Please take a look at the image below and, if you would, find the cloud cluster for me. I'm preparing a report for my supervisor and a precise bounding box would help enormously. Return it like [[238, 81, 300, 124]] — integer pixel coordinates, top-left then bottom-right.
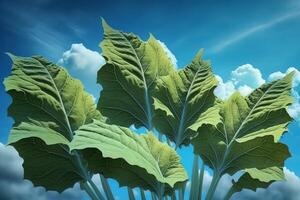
[[197, 168, 300, 200], [214, 64, 265, 100], [58, 43, 105, 75], [214, 64, 300, 124], [233, 168, 300, 200], [0, 143, 85, 200]]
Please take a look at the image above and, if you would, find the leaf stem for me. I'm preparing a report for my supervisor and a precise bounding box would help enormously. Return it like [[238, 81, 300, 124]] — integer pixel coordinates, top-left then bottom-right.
[[205, 171, 222, 200], [140, 188, 146, 200], [223, 185, 235, 200], [81, 182, 101, 200], [198, 162, 205, 200], [100, 175, 115, 200], [190, 154, 199, 200], [178, 184, 186, 200], [127, 187, 136, 200], [88, 178, 106, 200], [151, 192, 158, 200]]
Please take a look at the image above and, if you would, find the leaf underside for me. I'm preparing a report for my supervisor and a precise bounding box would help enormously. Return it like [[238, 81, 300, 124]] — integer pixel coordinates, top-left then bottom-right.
[[152, 51, 220, 147], [70, 120, 188, 195], [4, 55, 101, 191], [98, 19, 175, 130], [192, 73, 294, 196]]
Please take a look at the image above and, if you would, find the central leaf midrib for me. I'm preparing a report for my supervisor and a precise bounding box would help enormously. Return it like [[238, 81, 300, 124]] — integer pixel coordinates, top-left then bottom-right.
[[34, 58, 89, 180], [176, 67, 201, 145], [120, 33, 153, 129], [219, 80, 281, 173]]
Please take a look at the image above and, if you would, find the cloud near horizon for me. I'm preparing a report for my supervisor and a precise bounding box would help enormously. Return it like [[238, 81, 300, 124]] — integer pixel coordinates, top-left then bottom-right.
[[197, 168, 300, 200], [214, 64, 300, 124], [0, 143, 86, 200]]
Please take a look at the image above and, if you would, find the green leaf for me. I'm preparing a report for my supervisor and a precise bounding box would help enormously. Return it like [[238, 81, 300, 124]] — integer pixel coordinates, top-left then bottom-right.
[[4, 55, 101, 191], [98, 19, 175, 130], [152, 51, 219, 146], [70, 120, 188, 196], [224, 167, 284, 199], [192, 73, 293, 176]]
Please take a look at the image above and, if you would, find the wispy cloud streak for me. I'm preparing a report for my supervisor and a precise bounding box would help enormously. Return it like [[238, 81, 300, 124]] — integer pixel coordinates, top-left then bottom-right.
[[210, 11, 300, 53]]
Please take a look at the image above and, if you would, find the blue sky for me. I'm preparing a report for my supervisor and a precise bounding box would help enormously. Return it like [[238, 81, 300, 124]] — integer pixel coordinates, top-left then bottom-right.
[[0, 0, 300, 199]]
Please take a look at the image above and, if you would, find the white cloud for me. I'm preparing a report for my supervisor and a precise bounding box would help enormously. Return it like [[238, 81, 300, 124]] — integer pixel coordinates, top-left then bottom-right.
[[157, 40, 178, 68], [231, 64, 265, 88], [58, 43, 105, 74], [214, 75, 236, 100], [200, 168, 300, 200], [237, 85, 254, 97], [214, 65, 300, 124], [268, 67, 300, 87], [233, 168, 300, 200], [0, 143, 86, 200], [214, 64, 264, 100]]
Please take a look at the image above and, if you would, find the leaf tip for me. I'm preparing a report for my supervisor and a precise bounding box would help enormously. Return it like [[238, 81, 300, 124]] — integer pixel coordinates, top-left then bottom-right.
[[5, 52, 16, 60], [101, 18, 113, 32]]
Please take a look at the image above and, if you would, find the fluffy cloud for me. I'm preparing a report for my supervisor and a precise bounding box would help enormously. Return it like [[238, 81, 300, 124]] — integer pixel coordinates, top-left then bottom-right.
[[214, 75, 236, 100], [157, 40, 178, 68], [214, 64, 264, 100], [231, 64, 265, 88], [287, 92, 300, 125], [58, 41, 177, 75], [58, 43, 105, 74], [268, 67, 300, 87], [232, 168, 300, 200], [199, 168, 300, 200], [0, 143, 86, 200], [214, 64, 300, 124]]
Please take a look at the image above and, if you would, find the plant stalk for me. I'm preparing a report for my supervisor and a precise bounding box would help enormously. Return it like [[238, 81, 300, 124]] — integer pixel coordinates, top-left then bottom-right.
[[88, 178, 106, 200], [100, 175, 115, 200], [81, 182, 101, 200], [198, 162, 205, 200], [205, 171, 222, 200], [223, 185, 235, 200], [190, 155, 199, 200], [178, 183, 186, 200], [127, 187, 136, 200], [140, 188, 146, 200]]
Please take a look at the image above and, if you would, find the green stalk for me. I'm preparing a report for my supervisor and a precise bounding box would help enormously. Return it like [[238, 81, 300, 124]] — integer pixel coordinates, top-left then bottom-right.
[[81, 182, 101, 200], [88, 179, 106, 200], [127, 187, 136, 200], [223, 185, 235, 200], [197, 162, 205, 200], [205, 171, 222, 200], [140, 188, 146, 200], [189, 155, 199, 200], [178, 183, 186, 200], [171, 191, 177, 200], [100, 175, 115, 200], [151, 192, 158, 200]]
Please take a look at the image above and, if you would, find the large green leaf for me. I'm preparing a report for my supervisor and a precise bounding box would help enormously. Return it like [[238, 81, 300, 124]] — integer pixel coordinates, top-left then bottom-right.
[[98, 19, 175, 130], [192, 73, 293, 186], [152, 51, 219, 147], [70, 120, 188, 196], [225, 167, 284, 199], [4, 55, 101, 191]]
